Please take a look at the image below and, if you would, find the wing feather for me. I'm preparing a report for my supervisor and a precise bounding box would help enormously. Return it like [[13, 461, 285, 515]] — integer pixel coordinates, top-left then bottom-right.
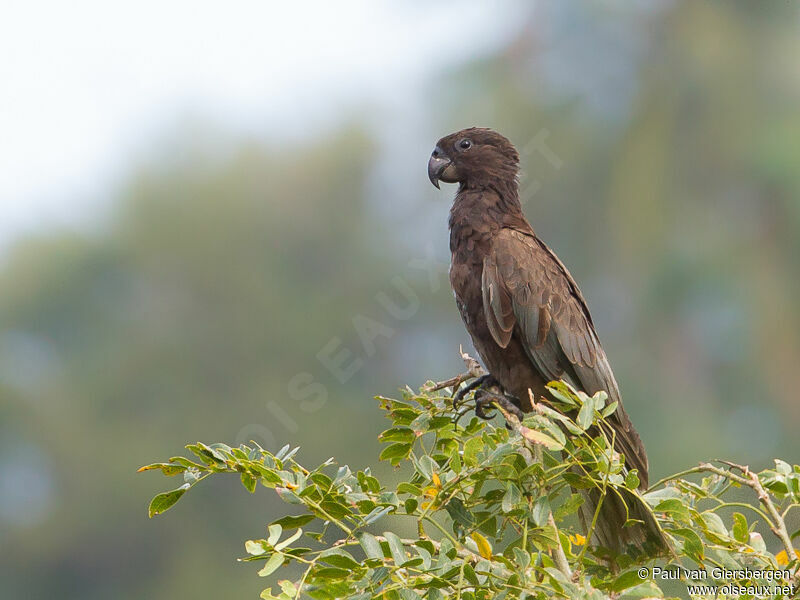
[[481, 257, 515, 348], [481, 228, 649, 485]]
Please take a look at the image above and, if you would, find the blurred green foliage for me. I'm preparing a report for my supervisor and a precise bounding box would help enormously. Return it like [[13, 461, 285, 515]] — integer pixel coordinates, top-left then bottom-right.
[[2, 2, 800, 598]]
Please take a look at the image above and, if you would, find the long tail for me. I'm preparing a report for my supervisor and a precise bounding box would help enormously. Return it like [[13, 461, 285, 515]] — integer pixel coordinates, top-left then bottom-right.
[[577, 482, 671, 560]]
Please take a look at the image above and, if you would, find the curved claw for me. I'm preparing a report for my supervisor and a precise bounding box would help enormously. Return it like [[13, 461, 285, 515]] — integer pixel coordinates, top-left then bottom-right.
[[475, 407, 494, 420], [473, 389, 524, 422], [495, 395, 525, 421], [452, 374, 494, 409], [474, 388, 500, 420]]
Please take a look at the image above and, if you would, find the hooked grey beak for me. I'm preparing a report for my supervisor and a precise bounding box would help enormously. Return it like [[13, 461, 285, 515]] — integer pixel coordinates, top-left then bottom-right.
[[428, 146, 452, 189]]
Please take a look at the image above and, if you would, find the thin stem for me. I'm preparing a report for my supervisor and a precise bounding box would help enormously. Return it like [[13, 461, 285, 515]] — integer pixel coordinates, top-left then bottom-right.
[[671, 461, 798, 561], [294, 558, 317, 600], [709, 501, 773, 526], [423, 515, 460, 548], [647, 466, 711, 492]]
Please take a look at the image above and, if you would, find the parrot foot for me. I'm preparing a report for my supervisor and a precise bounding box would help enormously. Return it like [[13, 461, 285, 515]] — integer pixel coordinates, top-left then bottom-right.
[[473, 388, 524, 421], [452, 374, 496, 410]]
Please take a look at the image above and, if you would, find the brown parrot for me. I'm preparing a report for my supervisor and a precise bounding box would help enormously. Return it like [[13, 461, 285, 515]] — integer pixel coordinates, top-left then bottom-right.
[[428, 127, 666, 558]]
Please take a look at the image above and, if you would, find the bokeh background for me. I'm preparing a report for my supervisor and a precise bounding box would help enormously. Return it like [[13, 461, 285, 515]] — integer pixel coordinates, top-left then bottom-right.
[[2, 1, 800, 598]]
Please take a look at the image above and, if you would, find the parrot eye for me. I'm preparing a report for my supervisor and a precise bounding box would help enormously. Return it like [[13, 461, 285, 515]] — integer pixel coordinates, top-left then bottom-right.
[[457, 138, 472, 151]]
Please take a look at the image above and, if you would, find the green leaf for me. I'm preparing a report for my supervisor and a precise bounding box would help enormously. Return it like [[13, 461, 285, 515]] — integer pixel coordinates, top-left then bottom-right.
[[519, 427, 564, 451], [358, 532, 384, 560], [445, 498, 474, 527], [642, 486, 681, 505], [397, 482, 422, 496], [358, 471, 380, 493], [274, 444, 291, 461], [700, 511, 728, 543], [463, 563, 479, 586], [554, 493, 584, 519], [388, 407, 418, 425], [250, 465, 283, 486], [428, 416, 452, 430], [625, 470, 640, 490], [274, 528, 302, 551], [534, 404, 583, 435], [187, 442, 227, 464], [463, 437, 483, 466], [576, 399, 594, 431], [275, 487, 302, 504], [546, 381, 579, 407], [513, 547, 530, 570], [531, 495, 551, 527], [245, 539, 268, 556], [562, 471, 594, 489], [749, 531, 767, 553], [601, 401, 619, 418], [208, 442, 233, 459], [591, 390, 608, 410], [618, 580, 664, 599], [611, 569, 645, 592], [502, 483, 522, 513], [654, 498, 691, 522], [275, 446, 300, 462], [522, 414, 567, 446], [732, 512, 748, 543], [379, 427, 415, 443], [320, 549, 361, 569], [364, 505, 392, 525], [148, 485, 188, 517], [257, 553, 284, 577], [167, 456, 204, 469], [309, 472, 332, 491], [241, 472, 257, 493], [379, 442, 412, 463], [383, 531, 407, 565], [410, 412, 431, 433], [279, 580, 297, 597], [672, 527, 704, 561], [450, 451, 462, 474], [320, 500, 352, 519], [138, 462, 187, 476], [271, 514, 315, 529], [311, 567, 349, 579], [417, 455, 438, 481], [267, 524, 282, 546]]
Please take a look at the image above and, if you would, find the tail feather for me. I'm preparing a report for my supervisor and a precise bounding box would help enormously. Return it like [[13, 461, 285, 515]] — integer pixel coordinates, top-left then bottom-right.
[[578, 483, 670, 560]]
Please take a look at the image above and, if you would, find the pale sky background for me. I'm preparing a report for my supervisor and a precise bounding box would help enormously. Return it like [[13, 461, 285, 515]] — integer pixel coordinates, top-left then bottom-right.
[[0, 0, 524, 253]]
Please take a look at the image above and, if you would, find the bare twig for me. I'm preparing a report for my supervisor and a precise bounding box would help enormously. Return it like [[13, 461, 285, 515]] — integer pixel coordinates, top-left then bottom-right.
[[423, 372, 474, 393], [423, 348, 486, 392], [715, 461, 795, 561], [655, 461, 796, 564], [459, 346, 486, 378]]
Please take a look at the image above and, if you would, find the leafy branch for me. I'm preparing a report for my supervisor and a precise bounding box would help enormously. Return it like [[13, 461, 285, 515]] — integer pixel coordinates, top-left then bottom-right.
[[142, 368, 800, 599]]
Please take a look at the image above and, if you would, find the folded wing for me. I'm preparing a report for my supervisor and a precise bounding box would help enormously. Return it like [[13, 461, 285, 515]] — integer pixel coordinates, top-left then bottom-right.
[[481, 228, 649, 486]]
